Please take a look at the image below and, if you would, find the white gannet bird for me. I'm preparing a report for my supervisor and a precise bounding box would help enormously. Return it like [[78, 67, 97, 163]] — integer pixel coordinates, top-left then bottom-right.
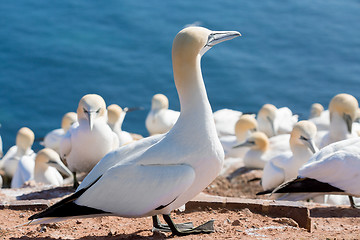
[[42, 112, 78, 154], [220, 114, 257, 159], [268, 137, 360, 208], [60, 94, 119, 188], [257, 104, 298, 138], [34, 148, 72, 186], [309, 103, 330, 132], [0, 127, 35, 179], [213, 108, 243, 137], [260, 121, 318, 191], [309, 103, 324, 118], [319, 93, 358, 149], [234, 131, 291, 169], [107, 104, 133, 146], [28, 26, 240, 236], [11, 148, 72, 188], [145, 93, 180, 135]]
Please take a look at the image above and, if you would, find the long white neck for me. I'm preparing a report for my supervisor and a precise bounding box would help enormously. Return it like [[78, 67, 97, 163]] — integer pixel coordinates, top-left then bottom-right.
[[330, 113, 351, 141], [173, 55, 213, 125]]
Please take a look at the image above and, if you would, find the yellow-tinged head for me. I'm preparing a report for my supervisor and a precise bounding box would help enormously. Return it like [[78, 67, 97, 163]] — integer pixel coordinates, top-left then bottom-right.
[[107, 104, 123, 124], [246, 131, 269, 152], [77, 94, 107, 130], [151, 94, 169, 110], [258, 104, 277, 122], [310, 103, 324, 118], [235, 114, 257, 141], [290, 120, 317, 154], [61, 112, 77, 132], [329, 93, 358, 133], [16, 127, 35, 150]]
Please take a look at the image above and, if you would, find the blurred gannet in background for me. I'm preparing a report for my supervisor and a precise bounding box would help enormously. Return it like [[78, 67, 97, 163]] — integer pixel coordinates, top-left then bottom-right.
[[28, 26, 240, 236], [261, 121, 318, 191], [34, 148, 72, 186], [257, 104, 298, 138], [319, 93, 358, 148], [42, 112, 78, 154], [107, 104, 133, 146], [60, 94, 119, 188], [308, 103, 330, 132], [234, 131, 291, 169], [268, 137, 360, 208], [145, 93, 180, 135], [0, 127, 35, 179], [213, 108, 243, 137], [220, 114, 257, 159]]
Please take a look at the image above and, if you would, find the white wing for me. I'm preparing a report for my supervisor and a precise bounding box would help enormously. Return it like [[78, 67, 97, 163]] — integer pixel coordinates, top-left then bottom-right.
[[214, 109, 243, 137], [76, 163, 195, 217], [299, 137, 360, 195]]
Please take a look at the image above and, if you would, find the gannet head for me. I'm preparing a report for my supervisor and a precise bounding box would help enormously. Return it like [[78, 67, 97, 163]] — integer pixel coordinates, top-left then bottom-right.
[[61, 112, 77, 132], [77, 94, 107, 131], [107, 104, 123, 125], [233, 131, 269, 152], [16, 127, 35, 151], [329, 93, 358, 133], [290, 120, 318, 154], [35, 148, 72, 177], [151, 94, 169, 110], [310, 103, 324, 118], [172, 26, 240, 64], [235, 114, 258, 141], [258, 104, 277, 136]]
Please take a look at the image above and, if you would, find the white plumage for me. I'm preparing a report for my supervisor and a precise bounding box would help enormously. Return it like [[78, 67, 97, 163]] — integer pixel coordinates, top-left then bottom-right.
[[107, 104, 133, 146], [145, 93, 180, 135]]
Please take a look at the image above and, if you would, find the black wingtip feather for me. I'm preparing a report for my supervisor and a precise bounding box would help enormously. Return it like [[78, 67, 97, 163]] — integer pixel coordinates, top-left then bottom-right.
[[272, 177, 345, 194], [28, 175, 105, 220]]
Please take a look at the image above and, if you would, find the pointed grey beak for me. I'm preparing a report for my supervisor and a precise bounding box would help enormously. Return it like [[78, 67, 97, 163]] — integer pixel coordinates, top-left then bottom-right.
[[343, 113, 353, 134], [233, 140, 255, 149], [267, 116, 276, 136], [200, 30, 241, 56], [87, 112, 95, 131], [300, 136, 318, 154], [48, 159, 73, 177]]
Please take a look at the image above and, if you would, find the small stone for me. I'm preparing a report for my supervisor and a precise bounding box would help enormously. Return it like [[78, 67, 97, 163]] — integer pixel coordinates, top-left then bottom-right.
[[273, 218, 299, 228], [232, 220, 241, 226], [76, 220, 82, 224], [39, 225, 47, 233], [19, 213, 25, 218]]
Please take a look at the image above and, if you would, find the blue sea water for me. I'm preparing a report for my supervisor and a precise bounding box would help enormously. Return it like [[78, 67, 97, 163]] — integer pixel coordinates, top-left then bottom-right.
[[1, 1, 360, 152]]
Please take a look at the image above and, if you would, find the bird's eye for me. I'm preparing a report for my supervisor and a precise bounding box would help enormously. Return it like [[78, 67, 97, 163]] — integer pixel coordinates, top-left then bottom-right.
[[96, 108, 101, 113], [300, 136, 308, 141], [83, 108, 88, 113]]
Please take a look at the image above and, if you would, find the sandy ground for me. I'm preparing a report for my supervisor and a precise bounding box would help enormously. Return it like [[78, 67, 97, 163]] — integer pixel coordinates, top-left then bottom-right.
[[1, 168, 360, 239]]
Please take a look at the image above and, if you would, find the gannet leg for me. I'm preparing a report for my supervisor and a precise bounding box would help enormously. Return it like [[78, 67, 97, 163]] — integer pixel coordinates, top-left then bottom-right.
[[349, 196, 360, 209], [152, 215, 194, 232], [73, 172, 79, 189], [162, 214, 214, 236]]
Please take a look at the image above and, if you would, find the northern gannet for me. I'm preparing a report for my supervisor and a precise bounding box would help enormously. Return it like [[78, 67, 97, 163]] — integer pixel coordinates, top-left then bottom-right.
[[0, 127, 35, 179], [309, 103, 330, 132], [28, 26, 240, 236], [220, 114, 257, 159], [260, 121, 318, 191], [60, 94, 119, 188], [42, 112, 78, 154], [107, 104, 133, 146], [213, 108, 243, 137], [0, 134, 3, 158], [234, 131, 291, 169], [34, 148, 72, 186], [257, 104, 298, 138], [145, 93, 180, 135], [319, 93, 358, 148], [268, 137, 360, 208]]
